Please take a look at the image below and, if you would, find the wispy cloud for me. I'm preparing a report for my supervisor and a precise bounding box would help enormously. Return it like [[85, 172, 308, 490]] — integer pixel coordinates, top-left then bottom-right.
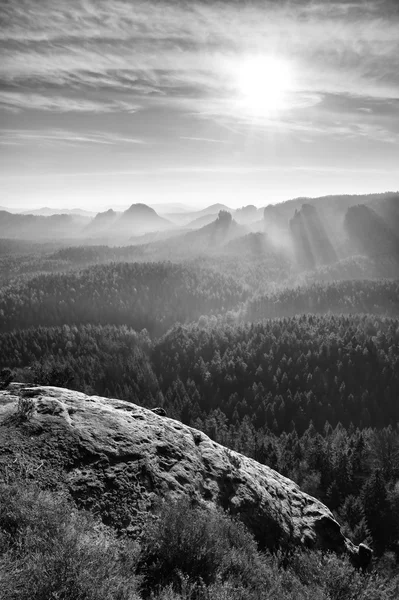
[[1, 1, 398, 107], [180, 136, 231, 144], [0, 0, 398, 154], [0, 129, 145, 146], [0, 91, 140, 113]]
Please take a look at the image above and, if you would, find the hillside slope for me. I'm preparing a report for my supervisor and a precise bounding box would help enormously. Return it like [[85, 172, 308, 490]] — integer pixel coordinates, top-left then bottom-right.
[[0, 384, 371, 568]]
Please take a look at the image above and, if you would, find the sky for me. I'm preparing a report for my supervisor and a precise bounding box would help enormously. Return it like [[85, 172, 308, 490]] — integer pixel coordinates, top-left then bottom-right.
[[1, 0, 399, 211]]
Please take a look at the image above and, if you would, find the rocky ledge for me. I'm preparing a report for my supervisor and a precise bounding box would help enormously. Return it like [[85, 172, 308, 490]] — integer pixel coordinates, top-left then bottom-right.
[[0, 384, 371, 568]]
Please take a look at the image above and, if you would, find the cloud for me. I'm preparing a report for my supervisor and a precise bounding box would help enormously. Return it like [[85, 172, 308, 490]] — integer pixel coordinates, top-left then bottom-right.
[[0, 0, 398, 144], [0, 129, 145, 146], [180, 136, 231, 144], [1, 1, 398, 98], [0, 91, 140, 113]]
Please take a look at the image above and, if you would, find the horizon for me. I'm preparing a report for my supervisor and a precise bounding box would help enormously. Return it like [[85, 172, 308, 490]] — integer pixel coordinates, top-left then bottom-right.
[[1, 0, 399, 210], [2, 189, 399, 216]]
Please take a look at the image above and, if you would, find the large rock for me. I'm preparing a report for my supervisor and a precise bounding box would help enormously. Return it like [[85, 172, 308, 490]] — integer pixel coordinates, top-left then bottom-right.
[[0, 384, 370, 567]]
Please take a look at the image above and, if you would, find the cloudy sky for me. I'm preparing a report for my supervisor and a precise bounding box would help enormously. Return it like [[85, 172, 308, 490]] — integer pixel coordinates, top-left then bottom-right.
[[1, 0, 398, 210]]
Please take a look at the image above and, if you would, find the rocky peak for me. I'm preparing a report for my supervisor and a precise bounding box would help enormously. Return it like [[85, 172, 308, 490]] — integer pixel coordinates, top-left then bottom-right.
[[290, 203, 337, 268]]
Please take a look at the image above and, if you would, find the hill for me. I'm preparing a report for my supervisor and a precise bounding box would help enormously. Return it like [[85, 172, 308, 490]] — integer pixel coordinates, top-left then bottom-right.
[[84, 208, 119, 237], [182, 210, 248, 249], [345, 204, 399, 261], [166, 203, 233, 225], [115, 203, 172, 237], [0, 211, 88, 240], [20, 207, 96, 217], [185, 213, 219, 229]]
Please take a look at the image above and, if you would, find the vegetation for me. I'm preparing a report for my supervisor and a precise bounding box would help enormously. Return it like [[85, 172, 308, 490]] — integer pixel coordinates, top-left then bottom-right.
[[1, 483, 398, 600], [0, 262, 248, 336], [0, 368, 13, 390], [0, 483, 140, 600]]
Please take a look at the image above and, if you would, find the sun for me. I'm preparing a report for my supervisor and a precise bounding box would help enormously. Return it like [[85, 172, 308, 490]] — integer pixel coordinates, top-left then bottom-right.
[[235, 55, 294, 116]]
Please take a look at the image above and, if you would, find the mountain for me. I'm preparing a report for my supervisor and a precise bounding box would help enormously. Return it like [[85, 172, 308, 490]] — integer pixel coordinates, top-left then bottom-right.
[[345, 204, 399, 261], [182, 210, 247, 250], [149, 202, 191, 214], [261, 193, 399, 271], [166, 204, 233, 225], [369, 194, 399, 227], [0, 383, 371, 568], [234, 205, 262, 224], [0, 210, 87, 240], [84, 208, 119, 237], [114, 203, 172, 238], [185, 213, 219, 229], [290, 204, 337, 269], [195, 203, 232, 216], [20, 207, 96, 217], [264, 191, 399, 233]]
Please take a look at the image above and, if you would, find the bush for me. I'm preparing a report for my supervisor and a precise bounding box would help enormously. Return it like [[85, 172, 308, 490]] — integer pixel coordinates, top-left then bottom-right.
[[138, 498, 268, 597], [1, 484, 398, 600], [0, 368, 13, 390], [0, 483, 140, 600], [16, 396, 35, 421], [139, 499, 399, 600]]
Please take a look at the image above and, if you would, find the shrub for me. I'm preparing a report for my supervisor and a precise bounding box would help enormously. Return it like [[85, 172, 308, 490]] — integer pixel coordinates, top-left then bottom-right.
[[0, 483, 140, 600], [16, 396, 35, 421], [138, 498, 268, 597], [1, 484, 398, 600], [0, 368, 13, 390], [141, 500, 399, 600]]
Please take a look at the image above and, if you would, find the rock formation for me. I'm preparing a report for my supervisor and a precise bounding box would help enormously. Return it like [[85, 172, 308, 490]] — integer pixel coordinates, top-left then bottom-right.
[[345, 204, 399, 261], [290, 204, 337, 269], [0, 384, 370, 568]]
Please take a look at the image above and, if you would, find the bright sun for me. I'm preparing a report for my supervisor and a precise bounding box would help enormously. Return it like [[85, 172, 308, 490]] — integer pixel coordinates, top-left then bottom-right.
[[236, 56, 294, 116]]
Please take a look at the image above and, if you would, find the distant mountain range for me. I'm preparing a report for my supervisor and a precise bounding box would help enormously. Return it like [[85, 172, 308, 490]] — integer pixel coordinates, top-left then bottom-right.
[[1, 193, 398, 273], [166, 204, 233, 225], [0, 211, 88, 240], [83, 204, 173, 242], [19, 207, 96, 217]]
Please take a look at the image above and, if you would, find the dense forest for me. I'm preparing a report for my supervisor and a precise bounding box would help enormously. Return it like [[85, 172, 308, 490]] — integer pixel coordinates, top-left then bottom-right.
[[0, 262, 248, 335], [1, 262, 399, 336], [247, 279, 399, 320]]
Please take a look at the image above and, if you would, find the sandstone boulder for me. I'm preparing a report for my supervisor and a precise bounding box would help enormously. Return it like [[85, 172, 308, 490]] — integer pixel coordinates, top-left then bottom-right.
[[0, 384, 370, 567]]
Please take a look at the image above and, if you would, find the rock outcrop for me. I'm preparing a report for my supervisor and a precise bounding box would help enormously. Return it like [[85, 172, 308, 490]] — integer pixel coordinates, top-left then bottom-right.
[[290, 204, 337, 269], [0, 384, 370, 568]]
